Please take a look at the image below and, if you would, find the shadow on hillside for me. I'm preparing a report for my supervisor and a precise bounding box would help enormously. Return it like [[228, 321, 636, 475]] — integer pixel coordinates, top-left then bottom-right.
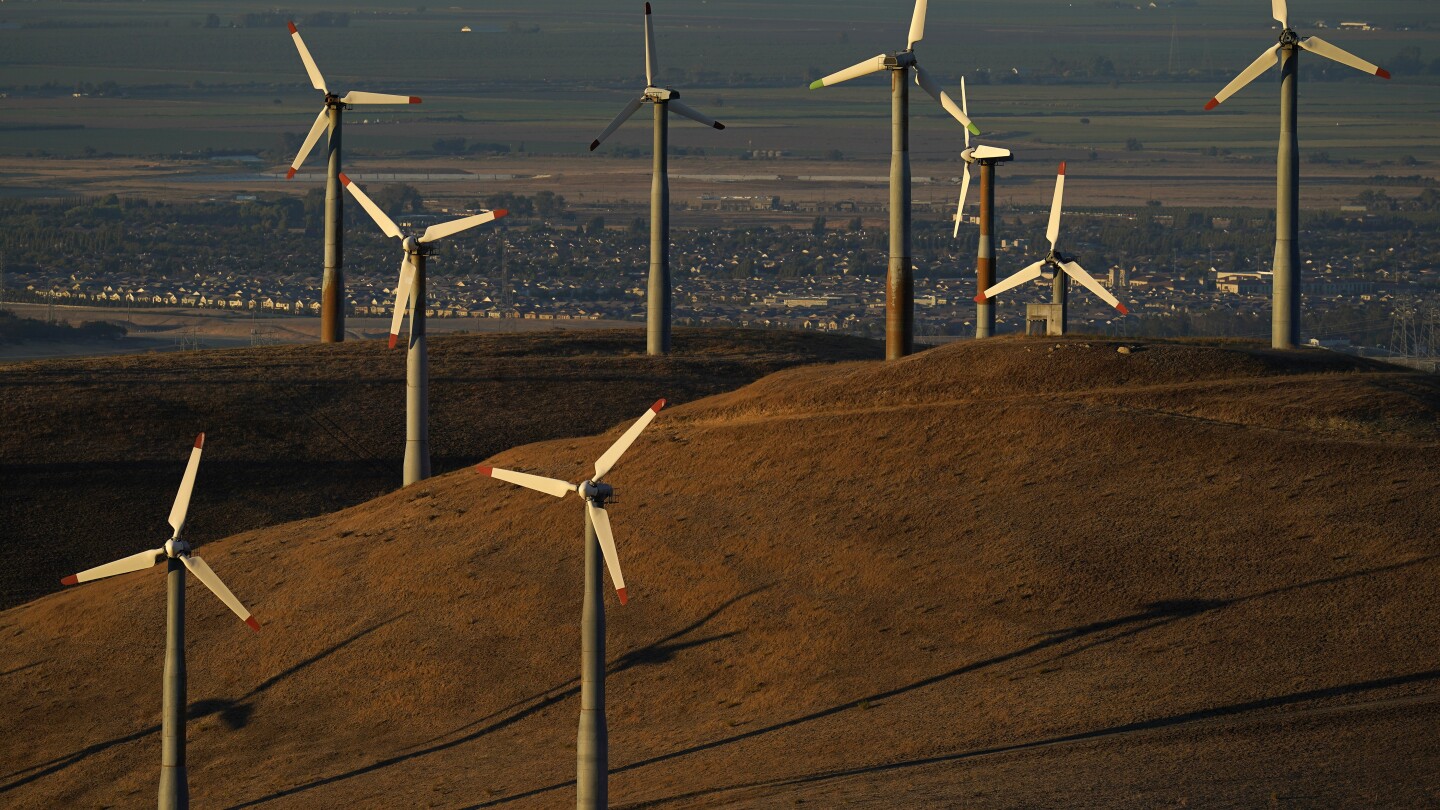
[[0, 613, 406, 795], [617, 668, 1440, 808], [462, 555, 1437, 808], [224, 587, 769, 810]]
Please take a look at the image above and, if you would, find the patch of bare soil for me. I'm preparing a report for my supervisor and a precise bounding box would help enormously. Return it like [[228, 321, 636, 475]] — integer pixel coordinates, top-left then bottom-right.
[[1, 336, 1436, 808]]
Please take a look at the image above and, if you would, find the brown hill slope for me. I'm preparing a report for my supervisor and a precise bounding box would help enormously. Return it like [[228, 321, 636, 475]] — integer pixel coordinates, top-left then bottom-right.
[[0, 328, 878, 610], [1, 337, 1438, 808]]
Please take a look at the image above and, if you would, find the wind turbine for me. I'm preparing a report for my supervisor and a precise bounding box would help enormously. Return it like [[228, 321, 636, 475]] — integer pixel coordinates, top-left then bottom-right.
[[810, 0, 979, 360], [949, 77, 1012, 339], [60, 434, 258, 810], [1204, 0, 1390, 349], [476, 400, 665, 809], [588, 3, 725, 357], [285, 20, 423, 344], [340, 173, 506, 487], [977, 163, 1128, 335]]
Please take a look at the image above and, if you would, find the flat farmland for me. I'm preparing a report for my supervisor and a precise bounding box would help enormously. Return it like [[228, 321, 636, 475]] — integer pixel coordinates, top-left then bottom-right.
[[0, 0, 1435, 217]]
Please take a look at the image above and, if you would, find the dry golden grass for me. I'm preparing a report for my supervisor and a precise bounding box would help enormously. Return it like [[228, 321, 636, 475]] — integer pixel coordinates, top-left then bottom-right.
[[1, 335, 1437, 808]]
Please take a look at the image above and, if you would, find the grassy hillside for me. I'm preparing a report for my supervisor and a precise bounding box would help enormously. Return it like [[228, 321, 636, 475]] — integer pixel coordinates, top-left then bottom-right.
[[1, 336, 1437, 808], [0, 328, 879, 610]]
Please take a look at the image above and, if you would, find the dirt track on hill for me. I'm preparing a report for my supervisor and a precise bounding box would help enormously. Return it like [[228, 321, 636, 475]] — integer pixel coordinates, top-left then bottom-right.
[[1, 336, 1437, 808]]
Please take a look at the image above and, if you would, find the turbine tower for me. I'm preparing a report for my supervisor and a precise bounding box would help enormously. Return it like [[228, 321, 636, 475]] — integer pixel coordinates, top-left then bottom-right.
[[1204, 0, 1390, 349], [810, 0, 979, 359], [285, 21, 422, 343], [60, 434, 258, 810], [950, 78, 1012, 339], [978, 163, 1128, 334], [589, 3, 725, 357], [477, 400, 665, 809], [340, 173, 507, 486]]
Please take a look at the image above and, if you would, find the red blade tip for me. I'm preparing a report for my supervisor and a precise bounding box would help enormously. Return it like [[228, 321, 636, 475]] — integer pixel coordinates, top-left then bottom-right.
[[387, 333, 399, 349], [287, 21, 298, 34], [1204, 98, 1220, 111], [1117, 304, 1130, 315], [60, 574, 78, 586], [285, 167, 297, 180], [617, 587, 629, 605], [338, 172, 352, 186], [590, 140, 602, 152], [245, 617, 261, 632], [477, 465, 494, 477], [409, 96, 422, 104], [651, 398, 666, 412], [973, 294, 987, 303], [714, 122, 725, 130], [1058, 162, 1066, 176], [194, 433, 205, 449], [645, 2, 651, 13], [1377, 69, 1391, 80], [493, 209, 508, 218]]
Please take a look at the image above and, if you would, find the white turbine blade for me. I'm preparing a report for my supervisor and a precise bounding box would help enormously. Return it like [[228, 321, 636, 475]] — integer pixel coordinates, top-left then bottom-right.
[[167, 433, 204, 537], [1061, 261, 1129, 315], [61, 547, 165, 586], [586, 500, 628, 605], [593, 399, 665, 482], [420, 209, 507, 243], [388, 257, 416, 350], [1046, 163, 1066, 251], [809, 55, 888, 90], [340, 91, 422, 105], [590, 98, 645, 151], [913, 64, 980, 136], [1205, 45, 1280, 110], [477, 465, 574, 499], [181, 554, 260, 631], [338, 173, 402, 238], [667, 100, 725, 131], [907, 0, 928, 50], [644, 2, 658, 87], [287, 21, 327, 93], [1272, 0, 1288, 29], [1298, 37, 1391, 79], [952, 165, 971, 239], [287, 106, 330, 180], [960, 76, 971, 149], [978, 261, 1046, 301]]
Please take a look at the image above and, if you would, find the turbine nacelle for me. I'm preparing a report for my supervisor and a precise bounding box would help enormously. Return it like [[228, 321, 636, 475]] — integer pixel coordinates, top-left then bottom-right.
[[578, 480, 615, 502], [961, 145, 1013, 165], [164, 538, 191, 558], [403, 235, 422, 254], [644, 87, 679, 102], [885, 52, 917, 70]]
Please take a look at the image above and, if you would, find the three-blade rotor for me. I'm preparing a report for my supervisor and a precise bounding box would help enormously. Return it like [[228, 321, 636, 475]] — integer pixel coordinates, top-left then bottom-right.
[[809, 0, 979, 136], [953, 77, 972, 238], [976, 163, 1129, 315], [1203, 1, 1388, 111], [477, 399, 667, 605], [60, 434, 260, 631], [284, 21, 423, 178], [339, 173, 506, 348], [589, 3, 725, 152]]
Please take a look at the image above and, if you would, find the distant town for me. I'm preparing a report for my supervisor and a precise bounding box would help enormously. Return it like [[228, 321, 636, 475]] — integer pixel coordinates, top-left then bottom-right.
[[2, 189, 1437, 348]]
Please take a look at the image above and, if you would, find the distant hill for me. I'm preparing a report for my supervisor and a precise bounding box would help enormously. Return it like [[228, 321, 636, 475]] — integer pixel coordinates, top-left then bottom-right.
[[0, 307, 126, 345], [0, 328, 879, 610], [1, 337, 1437, 808]]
